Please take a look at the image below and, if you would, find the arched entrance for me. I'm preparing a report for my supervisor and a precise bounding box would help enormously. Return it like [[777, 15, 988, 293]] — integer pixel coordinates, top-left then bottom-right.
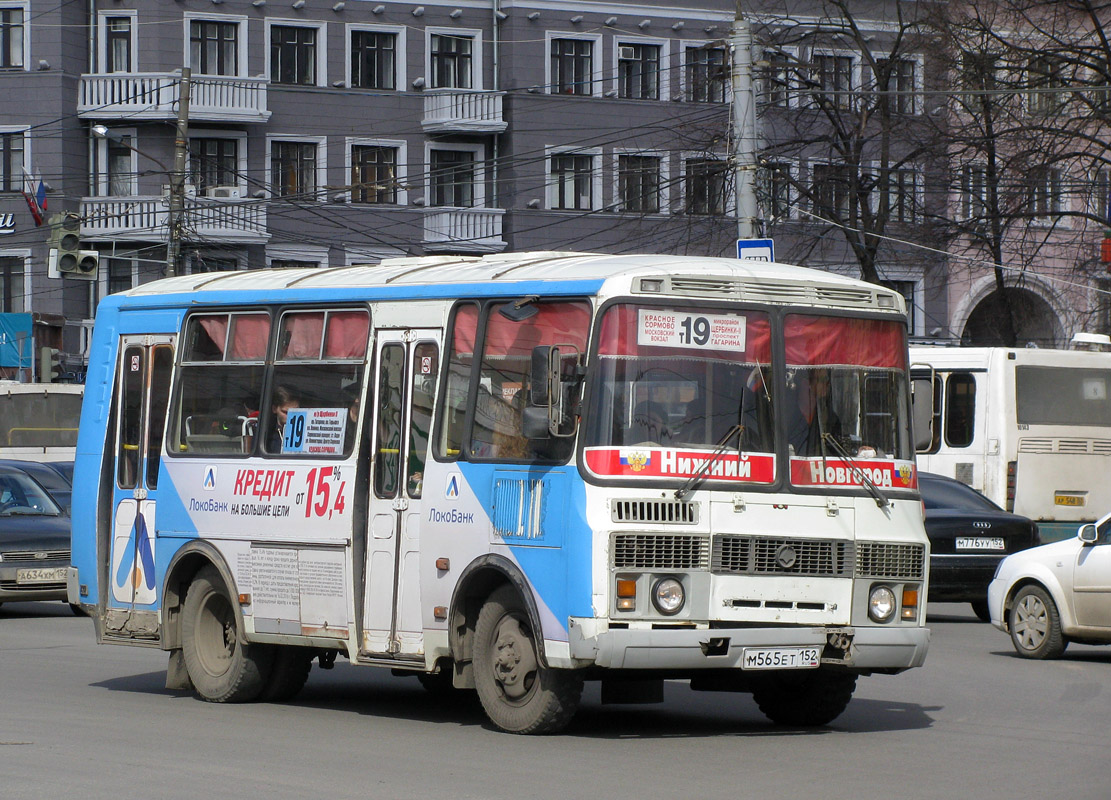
[[961, 287, 1062, 347]]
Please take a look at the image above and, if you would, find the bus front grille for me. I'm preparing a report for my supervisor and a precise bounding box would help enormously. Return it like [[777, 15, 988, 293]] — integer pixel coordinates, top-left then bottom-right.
[[612, 534, 709, 570], [712, 536, 853, 577], [855, 542, 925, 580]]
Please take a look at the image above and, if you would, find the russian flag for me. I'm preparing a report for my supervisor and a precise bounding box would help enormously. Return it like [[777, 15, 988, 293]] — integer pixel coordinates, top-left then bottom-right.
[[22, 169, 46, 226]]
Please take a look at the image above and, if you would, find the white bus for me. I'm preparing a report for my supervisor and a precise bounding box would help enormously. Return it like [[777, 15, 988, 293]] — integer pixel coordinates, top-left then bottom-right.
[[0, 381, 83, 461], [70, 252, 930, 734], [911, 343, 1111, 541]]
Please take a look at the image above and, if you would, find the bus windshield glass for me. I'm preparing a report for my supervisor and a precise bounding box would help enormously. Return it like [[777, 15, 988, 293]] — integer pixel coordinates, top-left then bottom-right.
[[783, 314, 912, 486]]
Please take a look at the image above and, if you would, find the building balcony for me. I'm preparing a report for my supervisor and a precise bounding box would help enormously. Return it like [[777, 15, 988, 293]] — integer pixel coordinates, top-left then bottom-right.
[[78, 73, 271, 124], [80, 196, 269, 245], [423, 207, 505, 253], [422, 90, 507, 134]]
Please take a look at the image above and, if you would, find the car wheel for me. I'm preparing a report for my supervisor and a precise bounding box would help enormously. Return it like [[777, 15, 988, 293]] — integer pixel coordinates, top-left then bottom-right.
[[751, 669, 857, 727], [473, 585, 582, 734], [1008, 585, 1068, 659], [181, 565, 273, 702], [970, 600, 990, 622]]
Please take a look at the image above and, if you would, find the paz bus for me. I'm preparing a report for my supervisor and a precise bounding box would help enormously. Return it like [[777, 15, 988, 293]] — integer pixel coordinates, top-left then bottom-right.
[[911, 342, 1111, 542], [68, 252, 930, 734]]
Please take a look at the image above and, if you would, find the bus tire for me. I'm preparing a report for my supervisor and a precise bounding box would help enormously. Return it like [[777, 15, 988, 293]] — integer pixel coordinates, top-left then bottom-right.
[[752, 669, 857, 727], [259, 646, 313, 702], [1008, 585, 1067, 659], [473, 585, 582, 734], [181, 565, 272, 703]]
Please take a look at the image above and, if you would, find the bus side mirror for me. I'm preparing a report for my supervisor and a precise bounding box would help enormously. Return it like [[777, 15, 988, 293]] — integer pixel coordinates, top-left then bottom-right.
[[1078, 523, 1099, 545], [521, 405, 551, 439], [530, 345, 555, 405], [910, 370, 934, 451]]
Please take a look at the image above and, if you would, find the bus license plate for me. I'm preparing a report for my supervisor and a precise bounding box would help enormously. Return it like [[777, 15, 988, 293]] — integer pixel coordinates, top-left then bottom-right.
[[742, 646, 821, 670], [1054, 494, 1085, 507], [16, 567, 68, 584], [956, 537, 1005, 550]]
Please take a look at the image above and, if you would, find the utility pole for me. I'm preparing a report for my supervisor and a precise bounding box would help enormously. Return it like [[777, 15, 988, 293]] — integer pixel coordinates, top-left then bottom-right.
[[166, 68, 191, 278], [731, 15, 759, 240]]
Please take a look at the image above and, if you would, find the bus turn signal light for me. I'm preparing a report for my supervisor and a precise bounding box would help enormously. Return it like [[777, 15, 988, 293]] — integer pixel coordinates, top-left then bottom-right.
[[616, 579, 637, 611], [901, 587, 919, 620]]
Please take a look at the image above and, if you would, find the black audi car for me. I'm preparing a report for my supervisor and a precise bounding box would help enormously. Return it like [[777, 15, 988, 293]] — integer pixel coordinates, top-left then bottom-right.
[[920, 471, 1040, 621], [0, 465, 70, 609]]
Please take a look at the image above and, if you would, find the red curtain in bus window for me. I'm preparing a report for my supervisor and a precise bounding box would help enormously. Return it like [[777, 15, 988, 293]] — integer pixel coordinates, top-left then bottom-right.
[[483, 302, 591, 357], [279, 312, 324, 359], [597, 304, 771, 362], [228, 314, 270, 360], [784, 315, 906, 368], [195, 315, 228, 358], [323, 311, 370, 359], [451, 305, 480, 357]]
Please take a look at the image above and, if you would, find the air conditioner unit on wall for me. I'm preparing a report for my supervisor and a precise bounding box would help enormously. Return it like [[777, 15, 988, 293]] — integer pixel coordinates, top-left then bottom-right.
[[206, 185, 242, 199]]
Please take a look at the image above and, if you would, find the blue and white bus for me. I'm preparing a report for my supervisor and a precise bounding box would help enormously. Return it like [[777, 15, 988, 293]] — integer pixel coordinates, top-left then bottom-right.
[[69, 252, 929, 734]]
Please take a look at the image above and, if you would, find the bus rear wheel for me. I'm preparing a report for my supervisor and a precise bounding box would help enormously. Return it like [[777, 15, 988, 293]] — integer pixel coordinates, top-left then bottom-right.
[[751, 669, 857, 727], [259, 646, 313, 702], [182, 565, 272, 703], [473, 585, 582, 734]]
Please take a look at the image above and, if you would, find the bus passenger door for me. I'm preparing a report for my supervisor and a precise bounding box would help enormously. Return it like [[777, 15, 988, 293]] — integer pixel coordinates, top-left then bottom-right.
[[108, 336, 175, 615], [363, 330, 441, 658]]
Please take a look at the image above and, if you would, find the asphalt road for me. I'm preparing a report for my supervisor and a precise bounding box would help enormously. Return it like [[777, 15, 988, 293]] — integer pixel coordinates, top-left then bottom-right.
[[2, 601, 1108, 800]]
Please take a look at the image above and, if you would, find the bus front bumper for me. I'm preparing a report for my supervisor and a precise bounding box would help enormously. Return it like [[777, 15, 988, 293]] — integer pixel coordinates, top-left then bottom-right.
[[567, 618, 930, 672]]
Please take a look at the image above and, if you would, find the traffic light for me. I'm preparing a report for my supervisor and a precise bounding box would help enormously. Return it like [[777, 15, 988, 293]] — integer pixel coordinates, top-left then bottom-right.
[[46, 211, 99, 280], [40, 346, 62, 383]]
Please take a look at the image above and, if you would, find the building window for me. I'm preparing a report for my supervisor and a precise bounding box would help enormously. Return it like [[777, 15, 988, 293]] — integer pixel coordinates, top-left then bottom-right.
[[430, 149, 475, 207], [1093, 169, 1110, 224], [617, 154, 660, 213], [190, 20, 238, 76], [106, 134, 134, 196], [430, 34, 472, 89], [760, 162, 792, 219], [618, 43, 660, 100], [271, 259, 319, 269], [1027, 55, 1065, 115], [686, 45, 727, 103], [812, 162, 852, 218], [270, 25, 316, 86], [877, 58, 917, 115], [551, 153, 594, 211], [352, 145, 397, 204], [1029, 166, 1063, 220], [0, 257, 24, 313], [550, 38, 593, 95], [886, 168, 920, 223], [351, 30, 396, 90], [188, 255, 237, 274], [961, 164, 988, 220], [189, 137, 238, 192], [0, 7, 23, 69], [0, 131, 24, 192], [761, 50, 792, 107], [105, 256, 135, 295], [812, 54, 854, 110], [881, 279, 918, 335], [271, 141, 317, 199], [105, 16, 132, 73], [685, 158, 727, 215], [960, 51, 999, 105]]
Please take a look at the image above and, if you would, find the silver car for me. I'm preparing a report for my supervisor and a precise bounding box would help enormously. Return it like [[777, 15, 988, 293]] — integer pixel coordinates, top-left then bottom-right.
[[988, 512, 1111, 658]]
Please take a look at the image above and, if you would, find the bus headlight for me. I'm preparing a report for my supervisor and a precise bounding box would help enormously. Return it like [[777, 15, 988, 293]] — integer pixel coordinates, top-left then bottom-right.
[[868, 585, 897, 623], [652, 577, 685, 615]]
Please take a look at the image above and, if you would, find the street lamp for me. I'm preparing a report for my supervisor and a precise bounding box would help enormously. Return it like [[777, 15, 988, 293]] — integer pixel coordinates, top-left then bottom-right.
[[90, 69, 190, 277]]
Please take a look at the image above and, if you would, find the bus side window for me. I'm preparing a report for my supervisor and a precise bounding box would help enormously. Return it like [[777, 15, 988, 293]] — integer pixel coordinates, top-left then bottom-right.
[[944, 372, 976, 448]]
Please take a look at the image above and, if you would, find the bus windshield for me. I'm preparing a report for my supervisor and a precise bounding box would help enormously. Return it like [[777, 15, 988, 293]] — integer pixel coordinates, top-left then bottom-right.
[[584, 303, 775, 454], [783, 314, 913, 480]]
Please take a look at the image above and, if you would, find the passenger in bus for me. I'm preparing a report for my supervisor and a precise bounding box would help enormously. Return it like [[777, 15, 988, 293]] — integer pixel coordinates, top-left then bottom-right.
[[267, 385, 301, 452], [787, 368, 841, 456]]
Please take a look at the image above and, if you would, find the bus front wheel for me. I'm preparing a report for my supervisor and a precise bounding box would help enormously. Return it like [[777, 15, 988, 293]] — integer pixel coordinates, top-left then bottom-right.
[[473, 585, 582, 734], [751, 669, 857, 727], [182, 565, 273, 703]]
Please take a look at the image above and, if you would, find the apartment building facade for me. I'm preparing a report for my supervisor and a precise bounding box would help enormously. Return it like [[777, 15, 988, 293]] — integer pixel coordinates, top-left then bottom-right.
[[0, 0, 1106, 373]]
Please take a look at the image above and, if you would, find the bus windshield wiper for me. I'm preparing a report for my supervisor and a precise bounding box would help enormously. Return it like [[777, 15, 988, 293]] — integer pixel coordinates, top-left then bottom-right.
[[820, 433, 889, 508], [675, 424, 743, 501]]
